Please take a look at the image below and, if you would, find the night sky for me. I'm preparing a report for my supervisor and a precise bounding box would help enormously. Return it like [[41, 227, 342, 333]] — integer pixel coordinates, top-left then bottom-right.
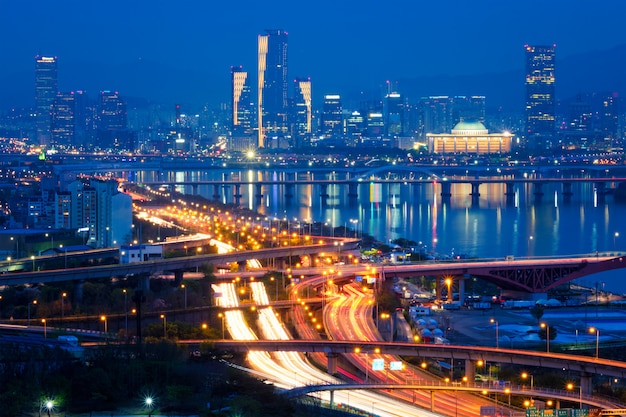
[[1, 0, 625, 109]]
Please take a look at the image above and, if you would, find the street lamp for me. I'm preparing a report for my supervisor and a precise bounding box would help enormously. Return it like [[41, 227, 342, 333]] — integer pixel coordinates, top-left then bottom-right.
[[28, 300, 37, 326], [218, 312, 225, 339], [145, 396, 154, 417], [61, 292, 67, 322], [528, 235, 534, 257], [181, 284, 187, 309], [490, 318, 499, 348], [521, 372, 534, 392], [614, 232, 619, 251], [100, 315, 109, 343], [445, 278, 453, 303], [42, 319, 47, 338], [270, 276, 278, 301], [45, 400, 53, 417], [566, 382, 582, 408], [160, 314, 167, 338], [540, 322, 550, 352], [589, 327, 600, 358], [30, 255, 35, 271], [123, 289, 128, 337]]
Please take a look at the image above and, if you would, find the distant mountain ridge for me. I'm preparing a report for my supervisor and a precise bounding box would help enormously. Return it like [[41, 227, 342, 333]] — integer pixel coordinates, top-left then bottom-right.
[[1, 44, 624, 112]]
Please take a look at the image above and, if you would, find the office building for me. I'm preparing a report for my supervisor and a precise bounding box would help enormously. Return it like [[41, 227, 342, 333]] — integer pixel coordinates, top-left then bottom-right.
[[321, 94, 343, 138], [292, 77, 312, 146], [231, 66, 253, 134], [385, 92, 405, 136], [35, 55, 58, 146], [51, 92, 75, 147], [258, 29, 289, 148], [98, 91, 132, 150], [525, 44, 556, 150], [418, 96, 486, 141]]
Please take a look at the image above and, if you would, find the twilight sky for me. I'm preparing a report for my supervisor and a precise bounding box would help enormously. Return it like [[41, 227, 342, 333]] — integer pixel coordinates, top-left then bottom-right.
[[1, 0, 625, 109]]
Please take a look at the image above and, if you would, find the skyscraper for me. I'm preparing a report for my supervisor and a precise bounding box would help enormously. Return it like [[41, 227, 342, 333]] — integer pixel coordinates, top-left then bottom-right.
[[385, 92, 404, 137], [525, 44, 556, 150], [50, 92, 75, 147], [258, 29, 288, 148], [35, 55, 58, 146], [292, 77, 312, 146], [321, 94, 343, 138], [231, 66, 253, 135]]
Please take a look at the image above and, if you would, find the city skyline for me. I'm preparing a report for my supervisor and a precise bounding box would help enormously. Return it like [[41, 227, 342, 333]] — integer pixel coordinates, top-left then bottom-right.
[[1, 1, 626, 111]]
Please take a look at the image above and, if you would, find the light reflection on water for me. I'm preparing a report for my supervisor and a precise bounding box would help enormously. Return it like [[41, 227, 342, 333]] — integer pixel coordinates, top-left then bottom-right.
[[136, 169, 626, 293]]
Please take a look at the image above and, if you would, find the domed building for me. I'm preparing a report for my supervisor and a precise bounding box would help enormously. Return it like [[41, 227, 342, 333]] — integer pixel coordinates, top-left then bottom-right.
[[426, 120, 513, 154]]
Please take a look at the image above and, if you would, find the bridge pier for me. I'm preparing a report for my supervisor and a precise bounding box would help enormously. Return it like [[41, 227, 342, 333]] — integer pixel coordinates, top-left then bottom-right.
[[73, 280, 84, 305], [470, 182, 481, 197], [430, 391, 435, 412], [212, 184, 221, 201], [348, 183, 358, 199], [173, 270, 184, 286], [326, 352, 338, 375], [440, 182, 452, 198], [329, 390, 334, 409], [581, 372, 593, 396], [458, 277, 466, 306], [234, 184, 242, 205], [255, 184, 263, 203], [465, 359, 476, 384], [435, 278, 441, 303]]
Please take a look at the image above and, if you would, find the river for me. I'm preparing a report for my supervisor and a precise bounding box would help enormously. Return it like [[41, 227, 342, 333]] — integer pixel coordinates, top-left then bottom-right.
[[132, 167, 626, 294]]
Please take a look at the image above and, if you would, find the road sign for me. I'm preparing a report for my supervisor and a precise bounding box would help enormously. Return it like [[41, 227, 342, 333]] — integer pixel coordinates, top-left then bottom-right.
[[372, 358, 384, 371]]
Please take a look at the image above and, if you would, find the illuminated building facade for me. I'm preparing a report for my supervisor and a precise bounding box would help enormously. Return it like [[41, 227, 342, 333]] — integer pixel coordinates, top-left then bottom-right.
[[292, 77, 312, 146], [525, 44, 556, 150], [35, 55, 58, 145], [427, 121, 512, 154], [321, 94, 343, 138], [418, 95, 486, 141], [231, 66, 253, 135], [385, 92, 404, 136], [258, 29, 288, 148], [51, 92, 75, 147]]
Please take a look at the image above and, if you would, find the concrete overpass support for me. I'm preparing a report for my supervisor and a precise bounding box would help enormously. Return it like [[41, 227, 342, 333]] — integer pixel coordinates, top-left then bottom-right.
[[581, 373, 593, 396], [212, 184, 221, 201], [173, 270, 183, 286], [139, 273, 151, 292], [440, 182, 452, 198], [435, 278, 441, 302], [458, 277, 466, 305], [465, 359, 476, 383], [73, 280, 84, 305], [326, 352, 338, 375], [430, 391, 435, 412], [329, 390, 334, 408]]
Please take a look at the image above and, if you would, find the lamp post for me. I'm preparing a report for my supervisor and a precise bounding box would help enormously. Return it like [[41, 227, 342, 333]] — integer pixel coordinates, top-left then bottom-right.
[[28, 300, 37, 326], [218, 312, 225, 338], [160, 314, 167, 338], [45, 400, 53, 417], [59, 244, 67, 268], [490, 318, 499, 348], [45, 233, 54, 251], [123, 289, 128, 337], [445, 278, 453, 303], [528, 235, 534, 257], [145, 397, 154, 417], [566, 383, 582, 408], [614, 232, 619, 251], [181, 284, 187, 309], [42, 319, 47, 338], [270, 276, 278, 301], [61, 292, 67, 322], [540, 322, 550, 352], [30, 255, 35, 271], [100, 315, 108, 339], [589, 327, 600, 358]]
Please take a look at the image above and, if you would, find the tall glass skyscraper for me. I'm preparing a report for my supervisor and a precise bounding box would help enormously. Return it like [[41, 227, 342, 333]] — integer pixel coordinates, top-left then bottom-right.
[[35, 55, 58, 145], [258, 29, 288, 148], [231, 66, 253, 135], [292, 77, 312, 146], [525, 44, 556, 151]]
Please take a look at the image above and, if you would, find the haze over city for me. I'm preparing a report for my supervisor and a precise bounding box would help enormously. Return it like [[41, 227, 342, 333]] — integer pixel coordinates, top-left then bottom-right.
[[1, 0, 626, 110]]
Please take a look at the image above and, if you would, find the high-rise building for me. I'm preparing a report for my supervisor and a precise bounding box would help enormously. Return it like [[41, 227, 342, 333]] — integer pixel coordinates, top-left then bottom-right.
[[525, 44, 556, 150], [292, 77, 312, 146], [385, 92, 404, 136], [321, 95, 343, 138], [35, 55, 58, 146], [51, 92, 75, 147], [98, 91, 132, 150], [258, 29, 288, 148], [231, 66, 253, 135]]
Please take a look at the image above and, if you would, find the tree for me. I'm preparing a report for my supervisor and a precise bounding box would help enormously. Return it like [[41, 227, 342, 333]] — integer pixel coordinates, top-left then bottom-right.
[[530, 304, 545, 323]]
